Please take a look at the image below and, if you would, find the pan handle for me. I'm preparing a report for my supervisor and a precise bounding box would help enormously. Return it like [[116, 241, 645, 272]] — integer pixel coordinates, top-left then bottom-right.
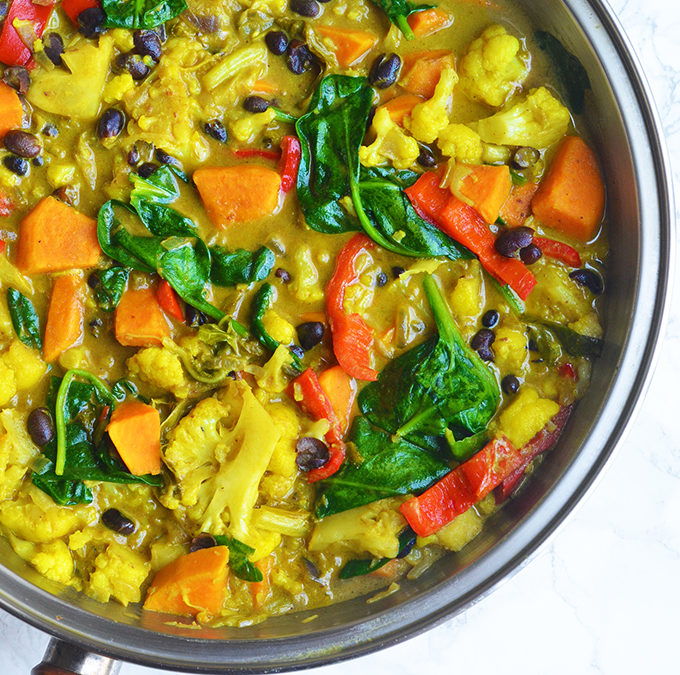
[[31, 638, 121, 675]]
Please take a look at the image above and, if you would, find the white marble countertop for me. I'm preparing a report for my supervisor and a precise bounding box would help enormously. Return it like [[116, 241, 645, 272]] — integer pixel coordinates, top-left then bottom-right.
[[2, 0, 679, 672]]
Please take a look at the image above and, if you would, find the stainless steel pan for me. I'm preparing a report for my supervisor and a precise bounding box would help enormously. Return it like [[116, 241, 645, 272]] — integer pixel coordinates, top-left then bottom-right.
[[3, 0, 674, 671]]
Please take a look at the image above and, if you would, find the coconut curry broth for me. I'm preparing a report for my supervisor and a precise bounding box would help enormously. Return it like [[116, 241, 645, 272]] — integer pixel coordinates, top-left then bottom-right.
[[0, 0, 607, 624]]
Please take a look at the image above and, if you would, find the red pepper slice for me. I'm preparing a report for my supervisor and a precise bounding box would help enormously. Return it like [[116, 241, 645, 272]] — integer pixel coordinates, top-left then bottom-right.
[[326, 234, 377, 381], [62, 0, 100, 24], [288, 369, 346, 482], [406, 172, 536, 300], [232, 148, 281, 161], [0, 240, 6, 254], [156, 280, 184, 323], [0, 0, 55, 67], [534, 236, 582, 268], [278, 135, 301, 193], [557, 362, 577, 380]]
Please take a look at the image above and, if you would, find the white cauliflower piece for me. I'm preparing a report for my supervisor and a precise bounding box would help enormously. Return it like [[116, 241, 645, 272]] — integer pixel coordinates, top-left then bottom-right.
[[459, 24, 529, 107], [437, 123, 483, 163], [406, 66, 458, 144], [127, 346, 190, 398], [359, 107, 420, 170]]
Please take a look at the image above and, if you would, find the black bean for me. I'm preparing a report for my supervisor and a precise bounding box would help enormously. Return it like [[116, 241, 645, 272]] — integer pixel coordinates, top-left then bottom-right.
[[528, 337, 539, 352], [203, 119, 228, 143], [78, 7, 106, 38], [97, 108, 125, 140], [114, 52, 150, 80], [290, 0, 320, 17], [27, 408, 54, 447], [295, 437, 330, 471], [470, 328, 495, 351], [368, 53, 401, 89], [32, 156, 43, 167], [185, 304, 209, 327], [481, 309, 499, 328], [133, 29, 162, 61], [286, 40, 315, 75], [275, 267, 291, 283], [88, 317, 103, 337], [519, 243, 542, 265], [477, 346, 494, 362], [512, 146, 540, 170], [87, 271, 101, 289], [4, 130, 41, 158], [155, 148, 180, 167], [376, 271, 388, 287], [296, 321, 325, 350], [43, 32, 64, 66], [495, 226, 534, 258], [289, 345, 305, 359], [137, 161, 158, 178], [303, 557, 321, 578], [189, 533, 217, 553], [3, 155, 28, 176], [569, 268, 604, 295], [392, 265, 405, 279], [42, 124, 58, 137], [502, 374, 520, 394], [2, 66, 30, 94], [127, 145, 140, 166], [265, 30, 289, 55], [102, 508, 136, 535], [53, 185, 77, 206], [417, 144, 437, 168], [243, 95, 270, 113]]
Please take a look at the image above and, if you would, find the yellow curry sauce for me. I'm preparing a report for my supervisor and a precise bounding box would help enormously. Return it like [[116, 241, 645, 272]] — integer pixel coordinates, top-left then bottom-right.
[[0, 0, 606, 625]]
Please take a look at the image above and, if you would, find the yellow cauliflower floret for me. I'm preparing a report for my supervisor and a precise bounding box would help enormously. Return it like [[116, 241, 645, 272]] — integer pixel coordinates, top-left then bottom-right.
[[309, 498, 406, 559], [359, 107, 419, 170], [0, 360, 17, 407], [493, 326, 528, 375], [498, 386, 560, 447], [103, 73, 135, 104], [291, 245, 324, 303], [230, 108, 276, 144], [256, 344, 294, 394], [569, 311, 603, 339], [472, 87, 571, 149], [437, 123, 483, 163], [262, 310, 296, 345], [449, 268, 483, 322], [86, 543, 150, 606], [266, 404, 300, 477], [0, 409, 40, 501], [527, 262, 592, 324], [2, 340, 47, 390], [127, 346, 190, 398], [459, 24, 529, 107], [30, 540, 74, 585], [406, 66, 458, 143]]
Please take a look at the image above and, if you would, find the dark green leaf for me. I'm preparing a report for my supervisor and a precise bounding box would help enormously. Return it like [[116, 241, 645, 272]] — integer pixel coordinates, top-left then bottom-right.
[[368, 0, 434, 39], [7, 288, 41, 349], [102, 0, 187, 28], [130, 165, 181, 205], [447, 430, 488, 461], [535, 31, 591, 115], [339, 527, 416, 579], [213, 534, 263, 582], [532, 319, 603, 358], [94, 267, 129, 312], [210, 246, 275, 287]]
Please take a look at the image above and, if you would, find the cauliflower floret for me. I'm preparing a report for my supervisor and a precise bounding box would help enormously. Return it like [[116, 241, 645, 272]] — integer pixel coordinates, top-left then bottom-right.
[[255, 344, 295, 393], [262, 310, 296, 345], [266, 404, 300, 477], [30, 540, 74, 585], [230, 108, 276, 144], [459, 24, 529, 107], [449, 267, 483, 323], [127, 346, 190, 398], [0, 360, 17, 407], [309, 498, 406, 559], [86, 543, 150, 606], [291, 245, 324, 303], [526, 261, 592, 324], [472, 87, 571, 149], [359, 107, 419, 170], [436, 494, 495, 551], [497, 386, 560, 447], [493, 326, 528, 375], [0, 409, 40, 501], [2, 340, 47, 390], [406, 66, 458, 143], [437, 123, 483, 163]]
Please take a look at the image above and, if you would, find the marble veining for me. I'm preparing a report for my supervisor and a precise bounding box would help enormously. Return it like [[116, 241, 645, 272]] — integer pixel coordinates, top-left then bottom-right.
[[2, 0, 679, 671]]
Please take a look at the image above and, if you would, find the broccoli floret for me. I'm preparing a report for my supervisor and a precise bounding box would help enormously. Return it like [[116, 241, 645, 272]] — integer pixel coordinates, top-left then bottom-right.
[[437, 123, 484, 163], [471, 87, 571, 149], [459, 24, 529, 107], [359, 107, 420, 171], [406, 66, 458, 144]]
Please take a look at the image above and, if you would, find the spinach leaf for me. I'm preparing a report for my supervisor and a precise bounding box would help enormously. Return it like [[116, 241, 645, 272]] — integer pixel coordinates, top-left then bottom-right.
[[315, 417, 450, 518], [102, 0, 187, 29], [210, 246, 275, 287], [528, 319, 603, 359], [94, 267, 129, 312], [130, 165, 181, 205], [213, 534, 263, 582], [535, 31, 591, 115], [368, 0, 433, 39], [7, 288, 41, 349], [296, 75, 373, 235], [339, 527, 416, 579]]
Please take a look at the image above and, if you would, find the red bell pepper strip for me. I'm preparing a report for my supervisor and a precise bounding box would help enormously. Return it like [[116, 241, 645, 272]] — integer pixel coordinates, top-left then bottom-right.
[[496, 405, 573, 502], [326, 234, 378, 381], [557, 362, 577, 380], [0, 240, 6, 254], [62, 0, 100, 24], [278, 135, 301, 193], [406, 172, 536, 300], [288, 368, 346, 482], [534, 236, 582, 268], [232, 148, 281, 161], [0, 0, 55, 67], [156, 280, 184, 322]]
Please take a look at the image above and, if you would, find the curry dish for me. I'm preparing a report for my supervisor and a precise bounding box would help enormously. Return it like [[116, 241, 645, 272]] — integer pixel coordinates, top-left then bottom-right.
[[0, 0, 606, 625]]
